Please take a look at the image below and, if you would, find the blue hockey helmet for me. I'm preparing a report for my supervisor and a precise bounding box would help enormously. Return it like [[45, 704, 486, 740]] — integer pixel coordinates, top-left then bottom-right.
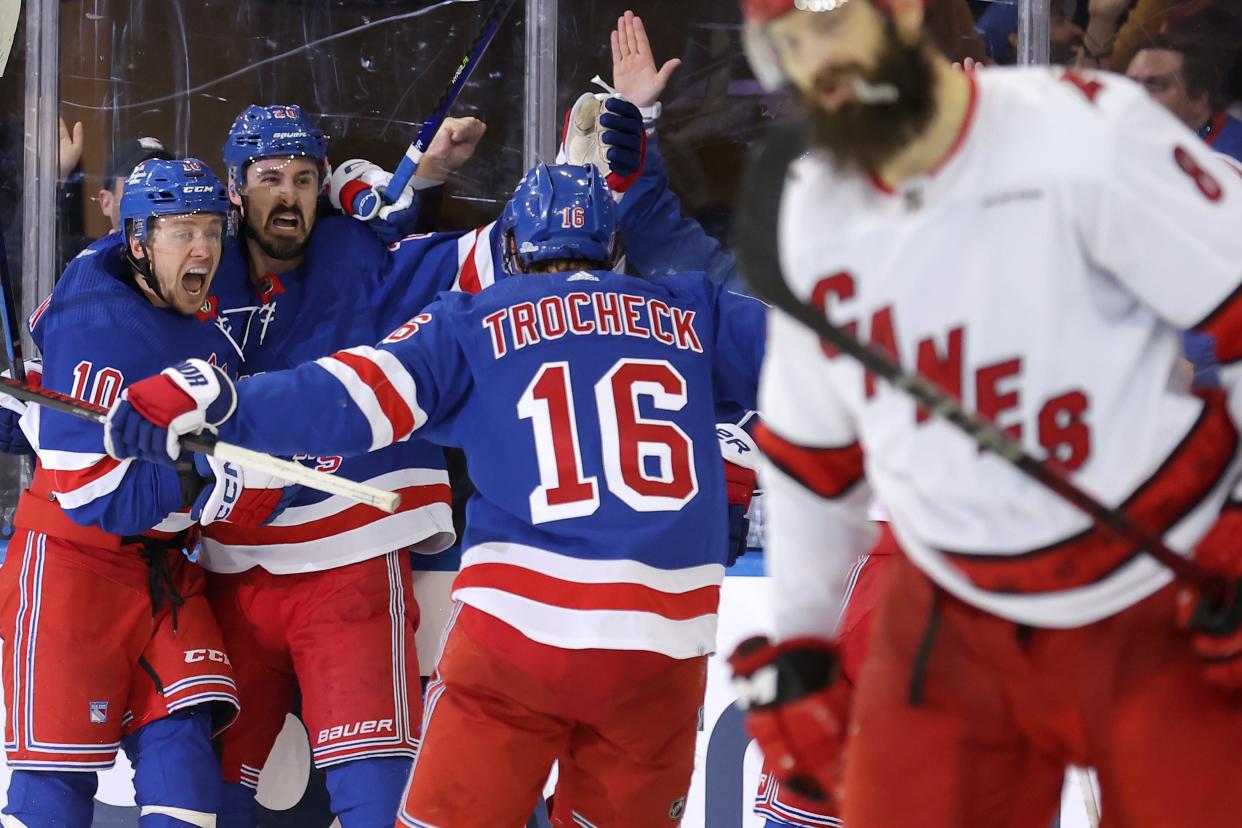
[[221, 104, 328, 189], [119, 158, 230, 242], [501, 163, 618, 273]]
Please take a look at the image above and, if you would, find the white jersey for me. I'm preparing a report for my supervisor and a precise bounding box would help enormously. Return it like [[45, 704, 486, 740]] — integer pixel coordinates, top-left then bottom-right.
[[759, 67, 1242, 637]]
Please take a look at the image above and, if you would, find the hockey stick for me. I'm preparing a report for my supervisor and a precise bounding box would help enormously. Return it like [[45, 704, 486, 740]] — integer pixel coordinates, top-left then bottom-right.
[[1075, 767, 1101, 828], [349, 0, 518, 220], [0, 219, 26, 383], [733, 120, 1241, 631], [0, 376, 401, 514]]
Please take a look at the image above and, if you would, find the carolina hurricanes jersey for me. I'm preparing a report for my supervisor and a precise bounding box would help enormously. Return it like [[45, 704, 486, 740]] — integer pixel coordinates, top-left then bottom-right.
[[197, 216, 504, 573], [758, 67, 1242, 637], [23, 234, 250, 536], [211, 270, 766, 657]]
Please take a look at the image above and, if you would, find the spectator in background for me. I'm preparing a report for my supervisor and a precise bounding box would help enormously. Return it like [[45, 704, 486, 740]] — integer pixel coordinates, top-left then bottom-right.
[[1126, 32, 1242, 162], [58, 131, 172, 272], [976, 0, 1084, 64]]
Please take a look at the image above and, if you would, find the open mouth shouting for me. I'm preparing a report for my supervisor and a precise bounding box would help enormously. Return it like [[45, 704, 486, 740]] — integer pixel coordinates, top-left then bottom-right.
[[181, 264, 210, 298], [268, 210, 304, 237]]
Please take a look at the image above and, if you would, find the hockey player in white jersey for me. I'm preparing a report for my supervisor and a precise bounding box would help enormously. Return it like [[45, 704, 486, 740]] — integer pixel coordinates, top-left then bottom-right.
[[728, 1, 1242, 826]]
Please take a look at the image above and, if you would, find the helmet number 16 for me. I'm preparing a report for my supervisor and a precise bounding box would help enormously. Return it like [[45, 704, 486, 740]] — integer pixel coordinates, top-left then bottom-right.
[[558, 207, 586, 229]]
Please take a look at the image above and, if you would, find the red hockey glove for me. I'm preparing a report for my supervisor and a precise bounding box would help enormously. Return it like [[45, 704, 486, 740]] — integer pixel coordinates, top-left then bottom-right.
[[1176, 505, 1242, 688], [718, 422, 759, 565], [104, 359, 236, 464], [728, 636, 852, 808]]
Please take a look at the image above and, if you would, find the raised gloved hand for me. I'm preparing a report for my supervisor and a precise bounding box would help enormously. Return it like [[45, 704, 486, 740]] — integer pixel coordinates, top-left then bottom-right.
[[729, 636, 852, 809], [718, 422, 759, 566], [0, 360, 43, 456], [1176, 505, 1242, 688], [104, 359, 235, 464], [559, 93, 646, 194], [190, 453, 298, 527], [329, 159, 420, 244]]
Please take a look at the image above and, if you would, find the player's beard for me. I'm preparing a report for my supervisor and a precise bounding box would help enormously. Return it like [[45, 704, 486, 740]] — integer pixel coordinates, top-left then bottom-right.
[[242, 202, 311, 261], [803, 22, 937, 174]]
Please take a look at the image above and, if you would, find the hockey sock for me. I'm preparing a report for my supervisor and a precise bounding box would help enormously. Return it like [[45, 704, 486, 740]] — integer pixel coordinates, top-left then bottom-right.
[[2, 769, 97, 828], [124, 708, 222, 827], [217, 782, 258, 828], [323, 756, 413, 828]]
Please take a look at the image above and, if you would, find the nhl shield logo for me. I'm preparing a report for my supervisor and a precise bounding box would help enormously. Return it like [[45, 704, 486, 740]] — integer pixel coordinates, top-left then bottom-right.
[[88, 701, 109, 724], [668, 796, 686, 820]]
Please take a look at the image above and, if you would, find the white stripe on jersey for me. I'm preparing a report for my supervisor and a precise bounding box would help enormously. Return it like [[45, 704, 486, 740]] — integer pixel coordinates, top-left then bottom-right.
[[460, 541, 724, 592]]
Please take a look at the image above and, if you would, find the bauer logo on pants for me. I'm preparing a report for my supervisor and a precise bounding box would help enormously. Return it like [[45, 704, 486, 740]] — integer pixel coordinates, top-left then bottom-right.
[[89, 701, 109, 724]]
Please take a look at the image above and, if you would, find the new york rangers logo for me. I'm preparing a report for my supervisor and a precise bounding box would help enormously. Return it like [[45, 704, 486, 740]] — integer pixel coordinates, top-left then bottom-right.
[[89, 701, 109, 724]]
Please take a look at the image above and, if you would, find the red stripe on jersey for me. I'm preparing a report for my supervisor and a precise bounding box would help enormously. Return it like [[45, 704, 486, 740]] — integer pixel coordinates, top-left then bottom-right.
[[453, 563, 722, 621], [1194, 281, 1242, 363], [202, 483, 451, 545], [329, 351, 417, 441], [50, 456, 122, 494], [944, 388, 1237, 593], [457, 230, 483, 295], [27, 295, 52, 334], [754, 422, 865, 499]]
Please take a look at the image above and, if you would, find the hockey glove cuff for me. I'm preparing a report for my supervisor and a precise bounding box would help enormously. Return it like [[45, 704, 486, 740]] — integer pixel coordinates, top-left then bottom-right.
[[728, 636, 851, 807], [104, 359, 235, 464], [330, 159, 424, 242]]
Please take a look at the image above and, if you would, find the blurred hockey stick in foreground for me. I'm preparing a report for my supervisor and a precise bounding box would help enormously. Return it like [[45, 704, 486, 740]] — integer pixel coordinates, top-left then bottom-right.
[[1075, 767, 1101, 828], [0, 217, 31, 480], [733, 120, 1241, 634], [348, 0, 518, 220], [0, 376, 401, 513]]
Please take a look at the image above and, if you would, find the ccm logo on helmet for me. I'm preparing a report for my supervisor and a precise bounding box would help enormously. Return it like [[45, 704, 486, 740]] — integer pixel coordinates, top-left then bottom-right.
[[318, 719, 394, 744], [184, 648, 232, 666], [182, 185, 216, 194]]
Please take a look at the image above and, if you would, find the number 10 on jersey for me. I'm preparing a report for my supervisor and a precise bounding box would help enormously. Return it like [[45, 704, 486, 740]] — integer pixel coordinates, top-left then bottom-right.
[[518, 358, 699, 524]]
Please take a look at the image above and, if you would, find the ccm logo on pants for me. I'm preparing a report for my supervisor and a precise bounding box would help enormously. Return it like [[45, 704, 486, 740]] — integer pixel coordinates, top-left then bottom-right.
[[318, 719, 393, 744], [184, 649, 232, 666]]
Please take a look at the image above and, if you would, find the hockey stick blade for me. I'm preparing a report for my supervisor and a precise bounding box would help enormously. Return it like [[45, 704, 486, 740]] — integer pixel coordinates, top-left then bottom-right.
[[352, 0, 518, 219], [733, 119, 1235, 620], [0, 377, 400, 514]]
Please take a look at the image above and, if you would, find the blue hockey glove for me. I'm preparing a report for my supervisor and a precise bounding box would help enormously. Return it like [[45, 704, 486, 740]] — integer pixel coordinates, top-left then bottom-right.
[[559, 93, 647, 194], [599, 97, 647, 189], [0, 360, 42, 456], [104, 359, 236, 464], [190, 453, 299, 527]]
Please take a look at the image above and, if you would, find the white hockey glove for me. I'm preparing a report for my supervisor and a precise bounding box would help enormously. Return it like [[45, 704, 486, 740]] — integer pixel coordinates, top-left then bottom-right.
[[190, 453, 298, 527], [329, 159, 420, 243]]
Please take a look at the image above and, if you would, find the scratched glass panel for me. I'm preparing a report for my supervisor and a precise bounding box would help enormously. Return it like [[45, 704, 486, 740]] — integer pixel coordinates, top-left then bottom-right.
[[557, 1, 759, 253], [57, 0, 527, 256]]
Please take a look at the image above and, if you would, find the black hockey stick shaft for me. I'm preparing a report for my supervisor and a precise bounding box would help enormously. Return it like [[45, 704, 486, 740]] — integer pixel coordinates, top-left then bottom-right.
[[734, 121, 1238, 627], [0, 222, 26, 384]]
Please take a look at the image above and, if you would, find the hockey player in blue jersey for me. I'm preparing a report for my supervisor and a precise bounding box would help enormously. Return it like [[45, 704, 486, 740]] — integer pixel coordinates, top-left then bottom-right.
[[0, 159, 289, 828], [105, 162, 767, 828], [191, 103, 492, 828]]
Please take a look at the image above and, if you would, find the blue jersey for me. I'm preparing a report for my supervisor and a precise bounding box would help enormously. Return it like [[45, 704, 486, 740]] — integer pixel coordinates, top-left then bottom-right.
[[618, 134, 743, 292], [216, 270, 766, 657], [1206, 111, 1242, 165], [199, 216, 506, 573], [26, 234, 250, 536]]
